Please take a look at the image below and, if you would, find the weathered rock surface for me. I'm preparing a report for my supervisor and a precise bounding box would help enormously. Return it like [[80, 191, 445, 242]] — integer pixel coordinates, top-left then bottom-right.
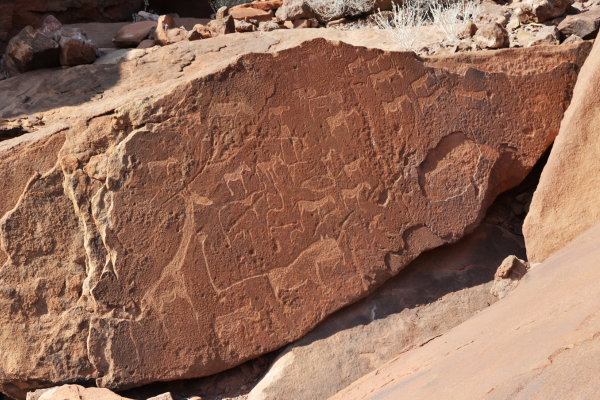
[[0, 0, 144, 54], [515, 0, 574, 23], [57, 28, 97, 66], [523, 33, 600, 263], [0, 30, 590, 398], [276, 0, 315, 22], [490, 255, 529, 299], [333, 221, 600, 400], [27, 385, 129, 400], [156, 15, 187, 46], [473, 23, 510, 49], [113, 21, 158, 48], [247, 223, 525, 400], [4, 26, 60, 77], [558, 6, 600, 39], [528, 25, 561, 46]]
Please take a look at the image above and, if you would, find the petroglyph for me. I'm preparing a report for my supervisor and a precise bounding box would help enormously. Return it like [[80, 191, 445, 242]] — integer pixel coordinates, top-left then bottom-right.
[[0, 38, 587, 397]]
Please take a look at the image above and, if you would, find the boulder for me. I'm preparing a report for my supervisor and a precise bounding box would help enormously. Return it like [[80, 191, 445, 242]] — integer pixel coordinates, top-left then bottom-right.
[[113, 21, 158, 48], [259, 21, 281, 31], [248, 223, 525, 400], [528, 25, 561, 46], [333, 221, 600, 400], [517, 29, 535, 46], [207, 7, 236, 36], [490, 255, 529, 298], [28, 385, 129, 400], [230, 8, 275, 22], [4, 26, 60, 77], [0, 32, 590, 398], [558, 6, 600, 39], [137, 39, 156, 49], [515, 0, 574, 23], [156, 15, 187, 46], [276, 0, 315, 22], [39, 15, 63, 38], [231, 0, 283, 12], [473, 23, 510, 48], [0, 0, 144, 54], [475, 1, 513, 26], [457, 20, 478, 39], [523, 37, 600, 263], [57, 28, 97, 66], [235, 20, 258, 32], [562, 33, 584, 43]]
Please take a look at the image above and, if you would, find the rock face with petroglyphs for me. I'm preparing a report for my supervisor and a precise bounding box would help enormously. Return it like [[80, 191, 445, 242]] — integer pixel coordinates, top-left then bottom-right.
[[0, 30, 590, 399]]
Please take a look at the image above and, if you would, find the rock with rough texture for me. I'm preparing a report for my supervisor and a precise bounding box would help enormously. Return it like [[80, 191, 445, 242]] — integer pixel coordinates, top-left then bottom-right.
[[528, 25, 561, 46], [333, 221, 600, 400], [39, 16, 63, 38], [232, 0, 284, 12], [248, 223, 525, 400], [113, 21, 158, 48], [0, 0, 144, 53], [558, 6, 600, 39], [4, 26, 60, 77], [276, 0, 315, 22], [58, 29, 97, 66], [208, 16, 236, 36], [156, 15, 187, 46], [563, 34, 584, 44], [517, 29, 535, 47], [515, 0, 574, 23], [259, 21, 281, 31], [0, 31, 590, 398], [235, 20, 258, 32], [230, 7, 275, 22], [490, 255, 529, 299], [523, 36, 600, 263], [473, 23, 509, 49], [28, 385, 129, 400], [458, 21, 478, 39]]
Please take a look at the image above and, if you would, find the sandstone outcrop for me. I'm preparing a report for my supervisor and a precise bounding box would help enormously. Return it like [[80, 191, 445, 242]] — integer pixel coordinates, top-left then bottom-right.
[[333, 221, 600, 400], [0, 30, 590, 398], [247, 223, 525, 400], [523, 33, 600, 263], [113, 21, 158, 48]]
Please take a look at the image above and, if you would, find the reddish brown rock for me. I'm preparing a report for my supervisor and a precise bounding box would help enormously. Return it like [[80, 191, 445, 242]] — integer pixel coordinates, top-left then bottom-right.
[[528, 25, 561, 46], [248, 223, 525, 400], [473, 23, 510, 49], [230, 7, 275, 22], [0, 0, 144, 53], [276, 0, 315, 22], [28, 385, 130, 400], [558, 6, 600, 39], [0, 32, 590, 398], [231, 0, 284, 11], [156, 15, 187, 46], [4, 26, 60, 77], [333, 221, 600, 400], [207, 9, 236, 36], [113, 21, 158, 48], [57, 28, 97, 66], [523, 36, 600, 263]]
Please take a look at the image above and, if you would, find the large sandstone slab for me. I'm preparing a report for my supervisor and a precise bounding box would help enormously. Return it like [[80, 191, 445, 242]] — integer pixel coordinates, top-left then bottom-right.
[[523, 27, 600, 263], [333, 221, 600, 400], [0, 31, 590, 398], [248, 223, 525, 400]]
